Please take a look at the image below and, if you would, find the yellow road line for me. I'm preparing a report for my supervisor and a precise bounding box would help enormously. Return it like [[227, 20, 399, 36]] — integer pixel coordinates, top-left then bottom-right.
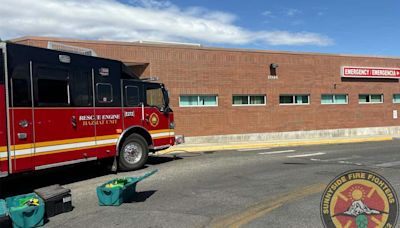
[[160, 136, 393, 154], [209, 183, 326, 228]]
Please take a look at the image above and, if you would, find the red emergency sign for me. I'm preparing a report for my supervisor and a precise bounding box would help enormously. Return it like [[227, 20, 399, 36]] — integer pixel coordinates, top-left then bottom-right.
[[341, 66, 400, 79]]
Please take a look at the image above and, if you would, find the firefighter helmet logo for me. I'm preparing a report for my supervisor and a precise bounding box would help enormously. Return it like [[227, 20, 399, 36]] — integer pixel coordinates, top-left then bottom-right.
[[149, 113, 159, 127], [321, 169, 398, 228]]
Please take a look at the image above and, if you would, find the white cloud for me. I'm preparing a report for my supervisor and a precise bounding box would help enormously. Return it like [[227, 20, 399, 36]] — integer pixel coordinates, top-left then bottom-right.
[[286, 8, 302, 17], [258, 31, 332, 46], [262, 10, 274, 17], [0, 0, 333, 46]]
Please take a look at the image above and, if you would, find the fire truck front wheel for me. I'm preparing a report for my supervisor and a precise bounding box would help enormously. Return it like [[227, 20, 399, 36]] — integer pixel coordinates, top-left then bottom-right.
[[119, 134, 149, 171]]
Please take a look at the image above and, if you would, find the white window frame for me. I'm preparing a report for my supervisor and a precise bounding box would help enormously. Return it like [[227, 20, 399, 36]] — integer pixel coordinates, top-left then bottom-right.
[[179, 95, 218, 107], [358, 94, 383, 104], [321, 94, 348, 105], [232, 94, 266, 106], [393, 94, 400, 103], [279, 94, 310, 105]]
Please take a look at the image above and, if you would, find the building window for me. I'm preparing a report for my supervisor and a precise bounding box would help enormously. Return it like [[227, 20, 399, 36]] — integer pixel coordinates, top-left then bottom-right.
[[279, 95, 309, 105], [359, 94, 383, 104], [393, 94, 400, 103], [179, 95, 218, 107], [321, 94, 348, 104], [232, 95, 266, 106]]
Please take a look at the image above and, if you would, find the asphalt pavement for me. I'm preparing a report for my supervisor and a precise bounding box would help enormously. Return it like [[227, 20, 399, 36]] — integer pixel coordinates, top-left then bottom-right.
[[1, 140, 400, 227]]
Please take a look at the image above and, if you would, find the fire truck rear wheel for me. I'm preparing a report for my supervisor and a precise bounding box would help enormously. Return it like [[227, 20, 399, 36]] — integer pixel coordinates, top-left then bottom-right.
[[118, 134, 149, 171]]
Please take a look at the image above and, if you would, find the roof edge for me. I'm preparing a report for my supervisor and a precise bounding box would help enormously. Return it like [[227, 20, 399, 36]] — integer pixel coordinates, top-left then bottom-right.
[[9, 36, 400, 60]]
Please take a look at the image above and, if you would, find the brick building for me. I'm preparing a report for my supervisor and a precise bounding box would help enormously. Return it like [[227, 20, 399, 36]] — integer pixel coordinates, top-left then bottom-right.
[[12, 36, 400, 141]]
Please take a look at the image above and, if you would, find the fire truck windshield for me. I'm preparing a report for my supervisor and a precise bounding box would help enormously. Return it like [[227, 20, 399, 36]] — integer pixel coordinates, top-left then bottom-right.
[[146, 85, 167, 109]]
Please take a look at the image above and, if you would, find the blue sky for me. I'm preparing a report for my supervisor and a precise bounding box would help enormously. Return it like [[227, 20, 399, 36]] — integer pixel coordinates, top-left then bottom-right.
[[166, 0, 400, 56], [1, 0, 399, 56]]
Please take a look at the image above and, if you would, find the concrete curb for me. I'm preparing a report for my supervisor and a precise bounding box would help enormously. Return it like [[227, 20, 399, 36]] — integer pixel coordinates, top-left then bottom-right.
[[158, 136, 394, 154]]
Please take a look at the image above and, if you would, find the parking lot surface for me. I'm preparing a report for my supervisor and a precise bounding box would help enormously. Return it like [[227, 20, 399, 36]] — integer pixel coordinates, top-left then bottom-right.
[[1, 140, 399, 227]]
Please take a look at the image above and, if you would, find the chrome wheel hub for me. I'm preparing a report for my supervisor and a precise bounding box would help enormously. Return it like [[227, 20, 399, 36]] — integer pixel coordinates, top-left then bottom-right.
[[123, 142, 142, 164]]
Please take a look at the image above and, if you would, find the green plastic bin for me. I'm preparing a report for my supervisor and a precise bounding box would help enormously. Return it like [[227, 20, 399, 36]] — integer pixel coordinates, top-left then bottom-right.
[[0, 199, 12, 228], [6, 193, 45, 228], [97, 169, 157, 206]]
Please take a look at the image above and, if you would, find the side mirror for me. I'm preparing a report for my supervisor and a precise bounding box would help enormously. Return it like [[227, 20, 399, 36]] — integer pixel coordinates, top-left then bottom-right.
[[162, 106, 171, 115]]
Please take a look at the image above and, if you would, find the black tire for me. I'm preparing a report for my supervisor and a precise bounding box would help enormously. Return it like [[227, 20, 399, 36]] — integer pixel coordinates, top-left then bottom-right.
[[118, 134, 149, 171]]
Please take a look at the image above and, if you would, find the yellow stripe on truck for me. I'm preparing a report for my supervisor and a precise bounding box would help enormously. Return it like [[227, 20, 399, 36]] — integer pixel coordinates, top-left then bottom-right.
[[0, 134, 120, 152], [0, 130, 174, 158], [0, 143, 116, 161]]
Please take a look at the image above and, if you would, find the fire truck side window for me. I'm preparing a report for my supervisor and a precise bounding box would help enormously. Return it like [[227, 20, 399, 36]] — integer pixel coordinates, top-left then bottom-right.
[[10, 65, 31, 107], [0, 52, 4, 84], [36, 67, 70, 107], [125, 86, 140, 107], [38, 79, 70, 106], [71, 71, 92, 107], [96, 83, 113, 103], [12, 79, 30, 107]]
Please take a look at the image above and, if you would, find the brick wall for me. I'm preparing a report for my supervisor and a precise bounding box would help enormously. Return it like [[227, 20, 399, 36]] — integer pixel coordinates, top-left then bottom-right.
[[14, 37, 400, 137]]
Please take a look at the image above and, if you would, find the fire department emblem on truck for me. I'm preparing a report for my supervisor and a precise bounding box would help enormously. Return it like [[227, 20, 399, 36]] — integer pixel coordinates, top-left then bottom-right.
[[149, 113, 159, 127], [321, 170, 398, 228]]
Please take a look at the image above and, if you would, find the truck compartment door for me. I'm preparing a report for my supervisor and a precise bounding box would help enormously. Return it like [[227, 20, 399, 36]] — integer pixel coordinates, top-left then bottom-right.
[[121, 80, 143, 130], [9, 61, 34, 173], [143, 83, 172, 147], [32, 65, 97, 169]]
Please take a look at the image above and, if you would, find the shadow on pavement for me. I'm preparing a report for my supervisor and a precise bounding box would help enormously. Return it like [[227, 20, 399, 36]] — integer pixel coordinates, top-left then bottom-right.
[[125, 190, 157, 203], [0, 155, 181, 199], [0, 162, 109, 198], [147, 155, 182, 165]]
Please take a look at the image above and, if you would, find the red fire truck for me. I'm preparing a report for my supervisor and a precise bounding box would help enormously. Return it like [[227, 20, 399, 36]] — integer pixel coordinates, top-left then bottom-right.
[[0, 42, 177, 178]]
